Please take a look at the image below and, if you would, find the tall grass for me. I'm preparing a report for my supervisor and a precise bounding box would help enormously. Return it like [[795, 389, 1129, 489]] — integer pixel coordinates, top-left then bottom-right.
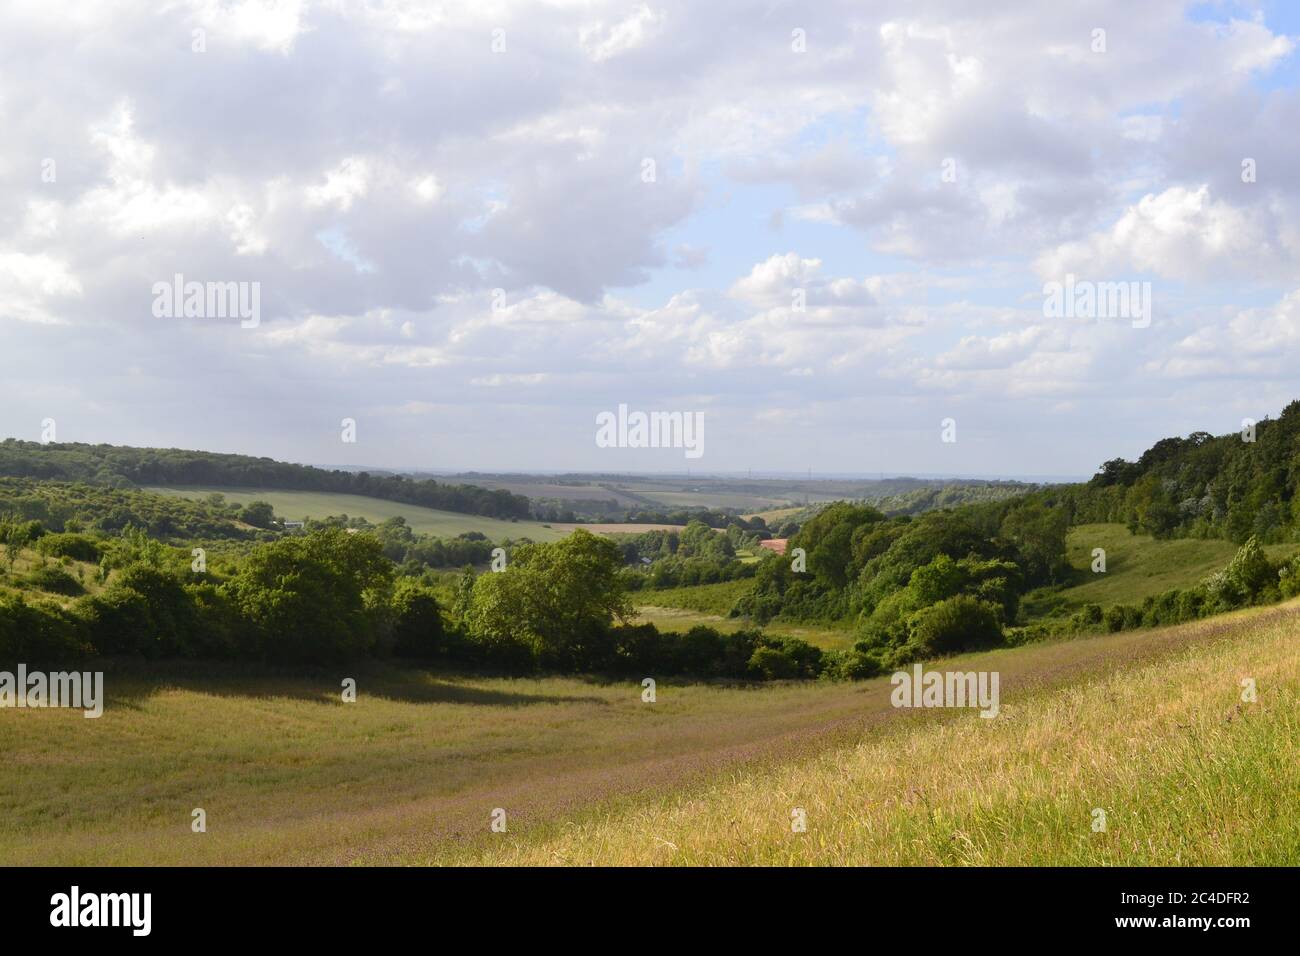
[[428, 609, 1300, 865]]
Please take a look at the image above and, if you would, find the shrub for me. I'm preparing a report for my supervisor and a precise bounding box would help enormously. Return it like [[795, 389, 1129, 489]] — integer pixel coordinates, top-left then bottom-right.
[[22, 565, 84, 596], [78, 563, 200, 658], [34, 532, 103, 563], [0, 596, 92, 665], [903, 595, 1004, 658], [222, 528, 394, 663], [747, 646, 798, 680], [1103, 605, 1127, 632], [1225, 536, 1275, 602], [824, 645, 885, 679]]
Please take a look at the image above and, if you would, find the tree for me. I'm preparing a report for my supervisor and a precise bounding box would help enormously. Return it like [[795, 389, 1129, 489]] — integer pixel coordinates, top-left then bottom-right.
[[239, 500, 276, 529], [465, 529, 631, 669], [999, 502, 1068, 585], [389, 579, 446, 658], [222, 528, 393, 662]]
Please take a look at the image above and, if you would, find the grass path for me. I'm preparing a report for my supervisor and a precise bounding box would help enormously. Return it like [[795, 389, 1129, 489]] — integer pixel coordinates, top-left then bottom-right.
[[4, 601, 1294, 865]]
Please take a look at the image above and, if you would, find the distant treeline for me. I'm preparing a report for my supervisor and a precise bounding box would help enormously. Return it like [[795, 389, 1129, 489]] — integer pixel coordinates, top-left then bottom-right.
[[0, 440, 531, 520], [1033, 399, 1300, 543], [0, 477, 256, 541], [870, 481, 1038, 516]]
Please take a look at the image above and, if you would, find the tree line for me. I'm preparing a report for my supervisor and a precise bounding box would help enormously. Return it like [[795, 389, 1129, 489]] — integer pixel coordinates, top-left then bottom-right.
[[0, 440, 531, 519]]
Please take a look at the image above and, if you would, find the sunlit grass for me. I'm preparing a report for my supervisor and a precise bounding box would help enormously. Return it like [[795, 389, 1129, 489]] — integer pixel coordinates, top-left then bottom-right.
[[3, 602, 1292, 866], [431, 606, 1298, 865]]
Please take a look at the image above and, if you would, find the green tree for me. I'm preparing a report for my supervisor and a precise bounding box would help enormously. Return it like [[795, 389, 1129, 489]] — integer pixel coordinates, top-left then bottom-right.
[[222, 528, 394, 662], [389, 579, 446, 658], [465, 529, 631, 669], [239, 500, 276, 529], [999, 502, 1068, 585]]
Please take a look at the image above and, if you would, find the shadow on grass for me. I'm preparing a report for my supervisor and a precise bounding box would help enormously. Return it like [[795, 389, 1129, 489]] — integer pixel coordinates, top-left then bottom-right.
[[93, 660, 610, 710]]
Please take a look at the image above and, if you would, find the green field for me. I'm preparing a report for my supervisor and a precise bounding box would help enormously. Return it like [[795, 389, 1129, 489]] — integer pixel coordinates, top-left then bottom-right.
[[1025, 523, 1300, 617], [4, 600, 1294, 865], [633, 579, 755, 616], [146, 486, 569, 541], [631, 579, 854, 649]]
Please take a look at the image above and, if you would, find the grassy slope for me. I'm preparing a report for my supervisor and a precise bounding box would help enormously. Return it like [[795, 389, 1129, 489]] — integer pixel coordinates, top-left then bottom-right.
[[4, 601, 1294, 865], [434, 603, 1300, 865], [1026, 523, 1300, 617], [145, 485, 569, 541]]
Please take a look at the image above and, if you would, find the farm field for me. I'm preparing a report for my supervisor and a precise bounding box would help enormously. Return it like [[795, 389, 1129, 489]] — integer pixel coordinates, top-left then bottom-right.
[[145, 486, 570, 541], [3, 600, 1293, 866], [1025, 523, 1300, 617]]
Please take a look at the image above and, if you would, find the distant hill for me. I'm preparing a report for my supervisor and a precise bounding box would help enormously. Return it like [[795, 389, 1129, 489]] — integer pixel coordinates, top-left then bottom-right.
[[0, 439, 531, 520], [1062, 399, 1300, 543]]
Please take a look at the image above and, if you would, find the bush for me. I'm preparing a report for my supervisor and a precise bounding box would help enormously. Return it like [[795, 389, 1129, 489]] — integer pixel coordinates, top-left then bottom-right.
[[1070, 602, 1103, 630], [0, 596, 93, 665], [78, 563, 201, 658], [23, 565, 84, 596], [824, 644, 885, 679], [222, 528, 394, 663], [34, 532, 103, 563], [747, 646, 798, 680], [903, 595, 1004, 658], [1225, 536, 1275, 602]]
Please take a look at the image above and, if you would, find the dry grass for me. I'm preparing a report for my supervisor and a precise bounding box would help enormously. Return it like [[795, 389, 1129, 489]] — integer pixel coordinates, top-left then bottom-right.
[[430, 606, 1299, 865], [2, 602, 1292, 866]]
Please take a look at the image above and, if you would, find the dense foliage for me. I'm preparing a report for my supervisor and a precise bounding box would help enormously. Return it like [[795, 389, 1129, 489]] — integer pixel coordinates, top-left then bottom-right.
[[0, 440, 530, 519], [0, 477, 254, 541], [1038, 400, 1300, 543], [0, 527, 825, 681]]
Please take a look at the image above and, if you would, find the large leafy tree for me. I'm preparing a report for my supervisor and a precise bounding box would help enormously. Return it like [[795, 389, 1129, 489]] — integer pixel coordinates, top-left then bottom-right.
[[223, 528, 393, 662], [465, 529, 631, 669]]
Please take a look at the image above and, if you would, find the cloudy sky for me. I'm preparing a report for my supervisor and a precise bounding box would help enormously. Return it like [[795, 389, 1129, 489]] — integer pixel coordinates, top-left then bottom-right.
[[2, 1, 1299, 477]]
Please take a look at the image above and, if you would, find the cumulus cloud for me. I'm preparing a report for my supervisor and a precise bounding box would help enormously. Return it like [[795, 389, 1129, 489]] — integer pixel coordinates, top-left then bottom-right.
[[0, 0, 1298, 474]]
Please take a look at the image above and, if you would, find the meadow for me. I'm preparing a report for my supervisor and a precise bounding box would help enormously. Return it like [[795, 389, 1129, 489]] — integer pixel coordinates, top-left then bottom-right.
[[431, 602, 1300, 866], [3, 599, 1293, 865], [1025, 523, 1300, 617]]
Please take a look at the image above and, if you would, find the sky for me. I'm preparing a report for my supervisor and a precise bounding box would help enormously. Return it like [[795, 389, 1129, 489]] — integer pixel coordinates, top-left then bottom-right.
[[2, 0, 1300, 478]]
